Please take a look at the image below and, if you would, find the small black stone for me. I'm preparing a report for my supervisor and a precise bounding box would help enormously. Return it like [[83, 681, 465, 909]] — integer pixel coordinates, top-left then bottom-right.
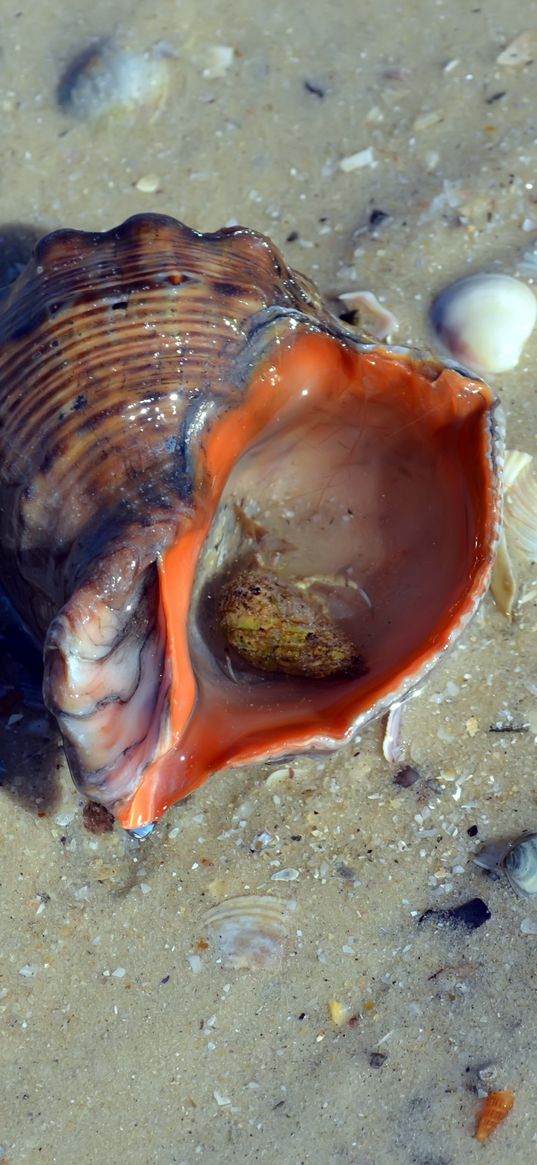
[[369, 208, 389, 227], [467, 824, 478, 837], [394, 766, 421, 788], [418, 897, 491, 930], [369, 1051, 387, 1069], [303, 79, 325, 98]]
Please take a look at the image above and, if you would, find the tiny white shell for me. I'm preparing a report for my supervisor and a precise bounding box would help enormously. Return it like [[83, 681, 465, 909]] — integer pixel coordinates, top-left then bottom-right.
[[489, 531, 516, 619], [203, 895, 291, 970], [430, 273, 537, 374]]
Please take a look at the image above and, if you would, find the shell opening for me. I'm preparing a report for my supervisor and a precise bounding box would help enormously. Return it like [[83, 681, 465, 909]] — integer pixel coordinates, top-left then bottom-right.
[[121, 332, 500, 828]]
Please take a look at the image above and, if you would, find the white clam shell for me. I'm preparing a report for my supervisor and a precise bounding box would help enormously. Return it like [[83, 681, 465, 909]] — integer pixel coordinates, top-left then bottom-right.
[[203, 895, 291, 970], [430, 273, 537, 374]]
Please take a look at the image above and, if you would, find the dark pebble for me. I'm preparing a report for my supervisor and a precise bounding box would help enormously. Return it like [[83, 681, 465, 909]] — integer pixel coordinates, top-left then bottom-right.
[[369, 1051, 387, 1068], [394, 766, 421, 788], [467, 824, 478, 837], [369, 208, 390, 227], [303, 79, 325, 98], [418, 897, 491, 930], [82, 800, 115, 834]]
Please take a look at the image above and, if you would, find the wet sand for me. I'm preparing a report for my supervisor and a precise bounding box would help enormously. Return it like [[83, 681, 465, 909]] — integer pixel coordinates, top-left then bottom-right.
[[1, 1, 537, 1161]]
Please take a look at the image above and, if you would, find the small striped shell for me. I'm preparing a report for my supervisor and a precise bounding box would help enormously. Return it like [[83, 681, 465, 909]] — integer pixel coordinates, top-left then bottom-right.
[[475, 1089, 514, 1142], [0, 213, 503, 831], [203, 895, 291, 969]]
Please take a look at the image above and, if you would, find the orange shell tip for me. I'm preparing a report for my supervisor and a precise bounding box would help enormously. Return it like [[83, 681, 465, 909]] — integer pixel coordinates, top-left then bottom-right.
[[474, 1089, 515, 1142]]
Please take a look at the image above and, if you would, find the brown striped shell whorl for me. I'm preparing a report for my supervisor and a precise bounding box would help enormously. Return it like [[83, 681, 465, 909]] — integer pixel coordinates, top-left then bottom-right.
[[0, 213, 503, 833]]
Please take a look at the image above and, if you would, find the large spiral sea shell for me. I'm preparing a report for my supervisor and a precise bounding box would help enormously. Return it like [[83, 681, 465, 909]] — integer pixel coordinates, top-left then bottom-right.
[[0, 213, 502, 831]]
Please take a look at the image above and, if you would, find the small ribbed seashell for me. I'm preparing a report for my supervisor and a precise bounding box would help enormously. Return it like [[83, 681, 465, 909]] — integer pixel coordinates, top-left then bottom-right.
[[430, 273, 537, 374], [203, 895, 291, 970], [503, 450, 537, 561], [475, 1090, 514, 1142], [57, 41, 171, 121]]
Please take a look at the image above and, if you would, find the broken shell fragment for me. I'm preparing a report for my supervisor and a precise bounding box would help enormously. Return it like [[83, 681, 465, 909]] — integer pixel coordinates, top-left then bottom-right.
[[203, 895, 291, 970], [430, 273, 537, 374], [0, 213, 503, 831], [57, 41, 171, 121], [338, 290, 399, 340], [489, 530, 517, 619]]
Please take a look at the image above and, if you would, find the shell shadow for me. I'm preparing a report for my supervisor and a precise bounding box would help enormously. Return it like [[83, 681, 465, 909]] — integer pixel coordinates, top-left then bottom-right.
[[0, 221, 49, 301], [0, 220, 61, 814], [0, 587, 62, 814]]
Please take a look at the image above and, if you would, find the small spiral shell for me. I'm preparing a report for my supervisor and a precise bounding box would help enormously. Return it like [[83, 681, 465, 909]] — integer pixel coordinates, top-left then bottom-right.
[[475, 1089, 514, 1142]]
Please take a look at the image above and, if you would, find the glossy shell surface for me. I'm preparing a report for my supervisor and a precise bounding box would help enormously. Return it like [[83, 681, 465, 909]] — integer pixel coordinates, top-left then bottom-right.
[[474, 1090, 514, 1142], [0, 213, 503, 829]]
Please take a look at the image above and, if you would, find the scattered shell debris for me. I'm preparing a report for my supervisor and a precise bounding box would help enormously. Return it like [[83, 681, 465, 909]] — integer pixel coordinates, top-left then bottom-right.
[[57, 41, 171, 121], [474, 1089, 514, 1142], [430, 273, 537, 374], [490, 531, 517, 619], [135, 173, 161, 194], [338, 290, 399, 339], [203, 895, 292, 970], [520, 916, 537, 935], [327, 999, 350, 1026], [497, 31, 537, 67], [339, 147, 377, 172]]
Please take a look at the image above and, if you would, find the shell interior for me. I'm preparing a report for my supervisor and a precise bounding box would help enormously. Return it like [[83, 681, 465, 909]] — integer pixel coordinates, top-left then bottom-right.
[[126, 332, 501, 827]]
